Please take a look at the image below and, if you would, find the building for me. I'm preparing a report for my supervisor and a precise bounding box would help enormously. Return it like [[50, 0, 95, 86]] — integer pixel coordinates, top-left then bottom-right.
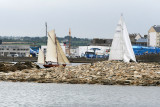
[[75, 46, 110, 57], [91, 38, 112, 46], [134, 38, 147, 46], [0, 45, 30, 57], [148, 25, 160, 47], [129, 33, 142, 45]]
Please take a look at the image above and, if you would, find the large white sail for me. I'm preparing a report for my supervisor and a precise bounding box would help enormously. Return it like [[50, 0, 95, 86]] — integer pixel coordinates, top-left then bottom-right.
[[109, 17, 124, 60], [109, 15, 136, 62], [46, 30, 58, 62], [37, 48, 45, 64], [122, 20, 136, 62]]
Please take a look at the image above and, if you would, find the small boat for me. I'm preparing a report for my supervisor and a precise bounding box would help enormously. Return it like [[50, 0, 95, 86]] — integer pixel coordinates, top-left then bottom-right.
[[42, 30, 70, 68]]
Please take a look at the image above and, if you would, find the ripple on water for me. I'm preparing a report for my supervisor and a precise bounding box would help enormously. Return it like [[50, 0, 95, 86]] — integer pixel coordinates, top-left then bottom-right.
[[0, 82, 160, 107]]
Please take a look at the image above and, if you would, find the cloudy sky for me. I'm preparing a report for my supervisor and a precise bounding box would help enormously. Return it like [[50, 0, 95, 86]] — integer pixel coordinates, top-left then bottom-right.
[[0, 0, 160, 38]]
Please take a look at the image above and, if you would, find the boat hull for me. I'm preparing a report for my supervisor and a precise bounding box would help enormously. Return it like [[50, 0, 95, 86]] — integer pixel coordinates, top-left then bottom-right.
[[43, 64, 66, 68]]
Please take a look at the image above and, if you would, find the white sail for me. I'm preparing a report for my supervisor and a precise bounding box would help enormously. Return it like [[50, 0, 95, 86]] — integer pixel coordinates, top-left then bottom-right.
[[56, 39, 70, 64], [122, 20, 136, 62], [109, 18, 124, 60], [37, 48, 45, 64], [46, 30, 58, 62], [109, 15, 136, 62]]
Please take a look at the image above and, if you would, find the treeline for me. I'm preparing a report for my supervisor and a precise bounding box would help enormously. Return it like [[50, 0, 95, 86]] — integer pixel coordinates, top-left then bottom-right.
[[0, 36, 91, 47]]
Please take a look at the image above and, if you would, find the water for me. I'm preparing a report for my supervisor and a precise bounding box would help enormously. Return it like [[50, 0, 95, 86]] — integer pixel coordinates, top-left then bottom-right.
[[0, 82, 160, 107], [35, 63, 89, 68], [69, 63, 89, 66]]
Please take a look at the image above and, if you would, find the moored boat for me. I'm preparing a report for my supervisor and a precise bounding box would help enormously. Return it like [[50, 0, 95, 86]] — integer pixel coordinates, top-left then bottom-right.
[[43, 30, 70, 68]]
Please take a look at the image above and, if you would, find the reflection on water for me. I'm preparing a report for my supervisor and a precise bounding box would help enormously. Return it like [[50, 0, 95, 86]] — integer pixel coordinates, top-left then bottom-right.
[[0, 82, 160, 107]]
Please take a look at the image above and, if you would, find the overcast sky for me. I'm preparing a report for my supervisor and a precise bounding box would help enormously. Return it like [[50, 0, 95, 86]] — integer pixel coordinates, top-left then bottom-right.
[[0, 0, 160, 38]]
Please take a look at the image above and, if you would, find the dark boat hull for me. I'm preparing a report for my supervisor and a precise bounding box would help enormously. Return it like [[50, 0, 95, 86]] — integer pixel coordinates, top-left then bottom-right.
[[43, 64, 66, 68]]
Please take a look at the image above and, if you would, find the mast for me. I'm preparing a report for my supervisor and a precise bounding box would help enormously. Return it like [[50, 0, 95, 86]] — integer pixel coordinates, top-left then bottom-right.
[[69, 28, 71, 56], [55, 33, 58, 64], [45, 22, 47, 45], [44, 22, 47, 62], [121, 14, 124, 58]]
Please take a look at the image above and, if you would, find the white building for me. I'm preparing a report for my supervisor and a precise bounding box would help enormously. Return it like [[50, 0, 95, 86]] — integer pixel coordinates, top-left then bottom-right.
[[0, 45, 30, 57], [148, 25, 160, 47], [76, 46, 110, 57]]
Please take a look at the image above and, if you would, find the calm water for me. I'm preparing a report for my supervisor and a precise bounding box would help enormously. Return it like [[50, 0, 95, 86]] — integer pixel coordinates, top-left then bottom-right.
[[0, 82, 160, 107], [36, 63, 89, 68]]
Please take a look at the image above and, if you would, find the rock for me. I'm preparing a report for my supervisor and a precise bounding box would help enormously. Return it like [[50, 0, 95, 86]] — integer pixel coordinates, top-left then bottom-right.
[[134, 75, 142, 78], [0, 60, 159, 86]]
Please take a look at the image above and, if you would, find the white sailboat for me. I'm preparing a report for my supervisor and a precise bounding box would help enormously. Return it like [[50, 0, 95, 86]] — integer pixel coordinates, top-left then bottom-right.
[[109, 15, 136, 62], [43, 30, 70, 68], [37, 48, 45, 64]]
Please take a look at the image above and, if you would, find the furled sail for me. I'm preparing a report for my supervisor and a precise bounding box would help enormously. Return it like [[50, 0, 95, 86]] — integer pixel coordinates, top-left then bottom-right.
[[37, 48, 45, 64], [56, 39, 70, 64], [109, 15, 136, 62], [46, 30, 58, 62]]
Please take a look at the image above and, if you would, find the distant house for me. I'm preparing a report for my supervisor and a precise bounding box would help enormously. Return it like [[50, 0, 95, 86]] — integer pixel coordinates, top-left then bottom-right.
[[129, 33, 142, 45], [135, 38, 147, 46], [148, 25, 160, 47]]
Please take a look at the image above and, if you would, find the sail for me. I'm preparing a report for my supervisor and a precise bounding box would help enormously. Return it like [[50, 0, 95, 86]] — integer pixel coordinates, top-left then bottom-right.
[[37, 48, 45, 64], [109, 18, 124, 60], [122, 20, 136, 62], [109, 15, 136, 62], [46, 30, 58, 62], [56, 39, 70, 64]]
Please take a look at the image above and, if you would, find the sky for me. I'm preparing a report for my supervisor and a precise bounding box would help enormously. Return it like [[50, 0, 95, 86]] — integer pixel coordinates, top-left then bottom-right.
[[0, 0, 160, 39]]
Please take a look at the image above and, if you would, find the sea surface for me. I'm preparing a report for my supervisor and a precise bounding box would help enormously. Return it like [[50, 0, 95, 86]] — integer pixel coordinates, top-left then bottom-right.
[[35, 63, 89, 68], [0, 82, 160, 107]]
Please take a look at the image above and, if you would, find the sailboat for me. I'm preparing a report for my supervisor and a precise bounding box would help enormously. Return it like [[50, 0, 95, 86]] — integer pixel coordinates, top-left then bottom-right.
[[43, 30, 70, 68], [109, 15, 136, 62]]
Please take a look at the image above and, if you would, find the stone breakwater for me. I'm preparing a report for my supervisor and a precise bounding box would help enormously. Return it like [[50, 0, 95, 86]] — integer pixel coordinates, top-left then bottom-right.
[[0, 61, 160, 86]]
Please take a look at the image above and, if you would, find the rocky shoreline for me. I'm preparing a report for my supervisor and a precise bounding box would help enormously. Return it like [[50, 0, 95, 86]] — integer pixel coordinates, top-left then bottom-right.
[[0, 61, 160, 86]]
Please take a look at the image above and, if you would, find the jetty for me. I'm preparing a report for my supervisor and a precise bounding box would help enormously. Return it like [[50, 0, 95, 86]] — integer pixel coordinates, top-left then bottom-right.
[[0, 61, 160, 86]]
